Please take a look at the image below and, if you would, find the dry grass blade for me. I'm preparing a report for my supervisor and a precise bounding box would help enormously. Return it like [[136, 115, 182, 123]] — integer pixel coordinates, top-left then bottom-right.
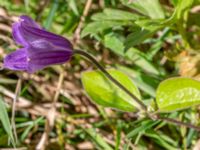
[[11, 78, 22, 144]]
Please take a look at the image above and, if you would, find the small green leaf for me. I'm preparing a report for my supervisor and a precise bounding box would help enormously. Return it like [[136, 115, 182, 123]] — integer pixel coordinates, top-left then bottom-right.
[[121, 0, 165, 19], [127, 120, 160, 138], [144, 130, 178, 150], [117, 65, 157, 97], [104, 33, 125, 56], [125, 20, 163, 48], [81, 69, 141, 112], [92, 8, 140, 21], [156, 77, 200, 112], [84, 128, 113, 150], [104, 33, 160, 75], [81, 21, 128, 37], [68, 0, 79, 16], [125, 27, 151, 47], [0, 96, 15, 145]]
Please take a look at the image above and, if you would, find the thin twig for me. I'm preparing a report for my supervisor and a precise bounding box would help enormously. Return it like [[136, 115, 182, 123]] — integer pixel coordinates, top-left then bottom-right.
[[0, 148, 27, 150], [158, 117, 200, 131], [36, 72, 65, 150], [36, 131, 48, 150], [73, 0, 93, 45], [11, 78, 22, 144], [53, 72, 65, 104], [49, 71, 64, 128]]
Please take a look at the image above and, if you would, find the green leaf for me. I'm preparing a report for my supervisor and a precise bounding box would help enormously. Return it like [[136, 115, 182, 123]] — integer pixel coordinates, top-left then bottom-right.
[[81, 21, 128, 37], [127, 48, 160, 75], [92, 8, 140, 21], [84, 128, 113, 150], [144, 130, 178, 150], [174, 0, 194, 20], [68, 0, 79, 16], [125, 20, 163, 48], [104, 33, 125, 56], [19, 117, 44, 141], [81, 69, 141, 112], [156, 77, 200, 112], [81, 8, 138, 38], [166, 0, 194, 24], [117, 65, 157, 97], [121, 0, 165, 19], [127, 120, 160, 138], [104, 33, 160, 75], [0, 96, 15, 145], [125, 26, 152, 48]]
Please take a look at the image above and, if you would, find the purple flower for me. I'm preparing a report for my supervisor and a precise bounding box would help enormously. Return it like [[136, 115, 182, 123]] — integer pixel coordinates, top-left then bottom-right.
[[3, 15, 73, 73]]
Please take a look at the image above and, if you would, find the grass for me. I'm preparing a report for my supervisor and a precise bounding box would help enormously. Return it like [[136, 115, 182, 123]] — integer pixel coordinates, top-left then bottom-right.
[[0, 0, 200, 149]]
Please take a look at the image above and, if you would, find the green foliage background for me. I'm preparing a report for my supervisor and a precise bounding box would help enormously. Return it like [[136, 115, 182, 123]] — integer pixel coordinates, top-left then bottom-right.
[[0, 0, 200, 149]]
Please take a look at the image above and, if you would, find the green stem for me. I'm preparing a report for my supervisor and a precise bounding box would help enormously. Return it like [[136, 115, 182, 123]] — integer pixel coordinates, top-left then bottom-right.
[[73, 49, 200, 131], [177, 21, 190, 48], [73, 50, 147, 112]]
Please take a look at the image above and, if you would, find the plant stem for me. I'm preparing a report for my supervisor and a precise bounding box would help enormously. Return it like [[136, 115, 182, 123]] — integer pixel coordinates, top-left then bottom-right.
[[158, 117, 200, 131], [73, 49, 200, 131], [73, 49, 147, 112]]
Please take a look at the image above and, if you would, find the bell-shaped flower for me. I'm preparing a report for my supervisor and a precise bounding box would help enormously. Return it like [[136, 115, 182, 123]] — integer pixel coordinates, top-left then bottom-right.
[[3, 15, 73, 73]]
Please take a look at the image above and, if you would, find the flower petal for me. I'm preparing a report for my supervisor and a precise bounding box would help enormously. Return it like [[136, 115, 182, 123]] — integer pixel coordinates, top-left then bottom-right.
[[27, 51, 72, 73], [20, 22, 72, 48], [12, 16, 41, 46], [12, 22, 27, 46], [3, 48, 28, 71], [20, 15, 41, 28], [27, 40, 73, 73], [28, 39, 72, 54]]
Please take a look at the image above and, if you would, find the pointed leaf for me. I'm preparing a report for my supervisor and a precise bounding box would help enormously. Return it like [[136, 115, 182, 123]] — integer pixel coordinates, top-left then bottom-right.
[[0, 96, 15, 145], [84, 128, 113, 150], [81, 21, 128, 37], [104, 33, 160, 75], [121, 0, 165, 19], [92, 8, 140, 21], [81, 69, 141, 112]]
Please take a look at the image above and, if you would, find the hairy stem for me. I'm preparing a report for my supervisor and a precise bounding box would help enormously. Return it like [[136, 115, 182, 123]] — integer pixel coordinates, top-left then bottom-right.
[[73, 49, 147, 111]]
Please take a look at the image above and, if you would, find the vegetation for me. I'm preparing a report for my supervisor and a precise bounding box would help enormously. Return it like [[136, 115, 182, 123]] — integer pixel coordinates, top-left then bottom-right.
[[0, 0, 200, 149]]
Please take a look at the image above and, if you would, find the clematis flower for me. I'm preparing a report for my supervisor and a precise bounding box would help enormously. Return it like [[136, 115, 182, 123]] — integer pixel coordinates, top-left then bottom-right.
[[3, 15, 73, 73]]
